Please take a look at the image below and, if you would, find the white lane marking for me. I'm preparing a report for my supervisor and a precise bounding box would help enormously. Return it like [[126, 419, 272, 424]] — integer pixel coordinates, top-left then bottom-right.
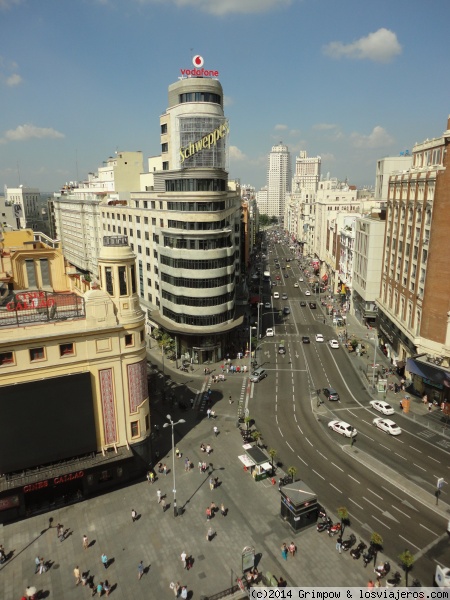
[[410, 446, 422, 453], [394, 452, 407, 461], [278, 427, 284, 437], [312, 469, 325, 480], [297, 425, 303, 435], [317, 450, 327, 460], [297, 455, 308, 466], [367, 489, 383, 500], [362, 419, 374, 426], [349, 498, 363, 510], [428, 456, 441, 463], [420, 523, 439, 536], [363, 496, 380, 511], [286, 441, 294, 452], [379, 444, 390, 450], [399, 535, 420, 551], [294, 414, 298, 422], [305, 437, 313, 446], [331, 462, 344, 472], [393, 437, 404, 444], [372, 515, 390, 529], [413, 463, 427, 472], [330, 483, 342, 493], [348, 475, 360, 484], [392, 505, 410, 518]]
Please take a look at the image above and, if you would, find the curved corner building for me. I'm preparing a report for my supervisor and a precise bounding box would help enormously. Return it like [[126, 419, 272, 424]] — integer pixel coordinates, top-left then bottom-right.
[[143, 74, 243, 363]]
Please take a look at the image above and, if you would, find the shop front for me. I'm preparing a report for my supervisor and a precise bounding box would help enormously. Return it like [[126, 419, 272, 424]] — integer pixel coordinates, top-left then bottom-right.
[[406, 356, 450, 405]]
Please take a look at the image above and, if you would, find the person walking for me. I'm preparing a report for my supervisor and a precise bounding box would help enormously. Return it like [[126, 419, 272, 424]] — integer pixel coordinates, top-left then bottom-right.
[[81, 572, 88, 587], [157, 489, 162, 503], [138, 560, 144, 580], [35, 556, 40, 574], [206, 507, 211, 521], [288, 542, 296, 557], [229, 395, 233, 404], [101, 553, 108, 569], [206, 408, 211, 419], [131, 508, 137, 523], [281, 543, 288, 560], [57, 523, 65, 542], [336, 537, 342, 554], [39, 557, 46, 574], [83, 534, 89, 550], [209, 477, 214, 491], [213, 425, 219, 437], [175, 447, 181, 458], [103, 580, 111, 596], [206, 526, 215, 541], [220, 503, 227, 517], [206, 444, 212, 455], [184, 457, 190, 472], [181, 550, 187, 569], [96, 582, 104, 596], [180, 586, 188, 600], [73, 565, 81, 585], [148, 471, 155, 484], [198, 460, 202, 473], [161, 497, 167, 512], [163, 464, 168, 476]]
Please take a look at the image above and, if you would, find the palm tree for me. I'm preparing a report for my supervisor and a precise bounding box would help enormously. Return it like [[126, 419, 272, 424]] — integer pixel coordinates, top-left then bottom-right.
[[251, 430, 262, 447], [337, 506, 349, 536], [287, 466, 297, 483], [398, 549, 414, 586], [244, 416, 252, 431], [268, 448, 277, 474]]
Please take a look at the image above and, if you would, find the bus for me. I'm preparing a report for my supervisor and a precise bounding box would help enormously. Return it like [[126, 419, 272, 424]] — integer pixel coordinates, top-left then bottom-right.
[[263, 271, 271, 282]]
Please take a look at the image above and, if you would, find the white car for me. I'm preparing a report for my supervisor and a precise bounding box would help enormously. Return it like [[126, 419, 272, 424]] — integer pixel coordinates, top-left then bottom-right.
[[273, 292, 280, 299], [329, 339, 339, 349], [373, 417, 402, 435], [370, 400, 395, 416], [328, 420, 357, 438], [264, 302, 271, 309], [315, 333, 324, 343], [294, 282, 299, 288], [266, 328, 274, 337], [299, 277, 304, 282], [305, 290, 311, 296]]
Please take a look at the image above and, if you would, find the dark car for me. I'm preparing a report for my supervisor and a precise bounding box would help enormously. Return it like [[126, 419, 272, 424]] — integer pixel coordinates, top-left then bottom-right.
[[302, 336, 310, 344], [284, 274, 289, 278], [323, 387, 340, 401], [300, 301, 306, 307], [309, 302, 316, 308], [283, 306, 290, 315]]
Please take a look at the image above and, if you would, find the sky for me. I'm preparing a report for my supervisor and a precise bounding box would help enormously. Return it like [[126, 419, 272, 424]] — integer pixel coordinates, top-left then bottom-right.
[[1, 0, 450, 193]]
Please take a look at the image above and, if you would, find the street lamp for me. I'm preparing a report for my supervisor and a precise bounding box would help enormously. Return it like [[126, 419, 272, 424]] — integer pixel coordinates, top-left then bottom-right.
[[370, 331, 379, 392], [249, 326, 257, 371], [163, 414, 185, 517]]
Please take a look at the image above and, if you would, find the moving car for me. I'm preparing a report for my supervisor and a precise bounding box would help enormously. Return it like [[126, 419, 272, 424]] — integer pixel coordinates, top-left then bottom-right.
[[273, 292, 280, 299], [309, 302, 317, 309], [370, 400, 395, 415], [299, 277, 304, 282], [315, 333, 324, 342], [284, 274, 289, 278], [266, 328, 274, 337], [249, 368, 268, 383], [373, 417, 402, 435], [305, 290, 311, 296], [302, 336, 310, 344], [329, 339, 339, 349], [294, 282, 299, 288], [278, 341, 286, 354], [276, 275, 281, 280], [283, 307, 290, 315], [328, 420, 357, 438], [300, 301, 306, 307], [282, 293, 288, 300], [323, 387, 339, 401], [264, 302, 271, 309]]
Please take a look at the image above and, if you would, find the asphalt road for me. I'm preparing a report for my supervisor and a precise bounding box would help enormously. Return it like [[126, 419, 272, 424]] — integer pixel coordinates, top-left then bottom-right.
[[249, 236, 450, 585]]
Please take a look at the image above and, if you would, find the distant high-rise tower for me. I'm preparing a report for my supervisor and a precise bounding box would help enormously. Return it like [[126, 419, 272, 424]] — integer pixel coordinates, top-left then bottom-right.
[[266, 143, 291, 220]]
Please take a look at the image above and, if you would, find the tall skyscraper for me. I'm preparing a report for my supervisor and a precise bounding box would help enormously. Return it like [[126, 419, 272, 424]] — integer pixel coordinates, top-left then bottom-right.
[[266, 143, 291, 220]]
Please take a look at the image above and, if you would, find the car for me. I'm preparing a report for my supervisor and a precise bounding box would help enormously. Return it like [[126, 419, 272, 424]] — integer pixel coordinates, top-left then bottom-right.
[[328, 420, 357, 438], [282, 293, 288, 300], [370, 400, 395, 415], [373, 417, 402, 436], [315, 333, 324, 342], [299, 277, 304, 282], [266, 328, 274, 337], [300, 301, 306, 307], [294, 283, 299, 288], [309, 302, 317, 309], [283, 307, 290, 315], [273, 292, 280, 299], [323, 387, 339, 401], [284, 274, 289, 278], [302, 336, 310, 344], [305, 290, 311, 296], [278, 342, 286, 354], [286, 264, 290, 268], [249, 368, 268, 383], [329, 339, 339, 349], [282, 266, 286, 270], [264, 302, 271, 309], [272, 281, 277, 287], [276, 275, 281, 280]]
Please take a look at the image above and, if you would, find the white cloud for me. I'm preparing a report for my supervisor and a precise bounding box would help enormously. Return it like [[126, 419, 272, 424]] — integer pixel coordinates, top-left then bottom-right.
[[0, 0, 23, 9], [137, 0, 292, 16], [274, 124, 288, 131], [323, 28, 402, 63], [229, 145, 247, 161], [1, 124, 65, 143], [350, 126, 394, 148], [313, 123, 338, 131], [320, 152, 335, 162], [6, 73, 22, 87]]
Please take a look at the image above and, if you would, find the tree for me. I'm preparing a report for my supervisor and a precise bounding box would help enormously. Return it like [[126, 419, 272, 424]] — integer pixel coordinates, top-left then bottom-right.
[[337, 506, 349, 536], [370, 532, 383, 566], [268, 448, 277, 474], [244, 416, 252, 431], [398, 549, 414, 586], [158, 333, 174, 357], [287, 466, 297, 482], [251, 430, 262, 447]]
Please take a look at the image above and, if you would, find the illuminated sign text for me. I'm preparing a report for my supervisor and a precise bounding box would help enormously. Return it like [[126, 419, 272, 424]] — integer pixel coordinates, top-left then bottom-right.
[[179, 122, 229, 164]]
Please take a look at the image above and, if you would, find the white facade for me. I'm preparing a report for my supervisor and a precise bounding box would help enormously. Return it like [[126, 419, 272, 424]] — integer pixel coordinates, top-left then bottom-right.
[[374, 156, 412, 200], [256, 186, 268, 216], [293, 151, 321, 192], [5, 186, 41, 231], [266, 143, 291, 219]]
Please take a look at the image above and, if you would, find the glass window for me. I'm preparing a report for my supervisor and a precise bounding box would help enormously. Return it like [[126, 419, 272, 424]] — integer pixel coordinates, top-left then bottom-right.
[[131, 421, 139, 438], [59, 343, 74, 356], [105, 266, 114, 295], [125, 334, 133, 347], [30, 347, 45, 361], [0, 351, 14, 366], [118, 266, 128, 296], [130, 266, 137, 293]]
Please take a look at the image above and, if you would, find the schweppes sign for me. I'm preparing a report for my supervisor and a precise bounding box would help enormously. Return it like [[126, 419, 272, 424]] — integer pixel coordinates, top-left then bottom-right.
[[179, 121, 229, 165]]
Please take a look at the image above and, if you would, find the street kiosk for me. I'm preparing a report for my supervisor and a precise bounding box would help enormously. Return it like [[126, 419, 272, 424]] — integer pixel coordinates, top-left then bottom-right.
[[238, 445, 272, 482], [280, 480, 319, 532]]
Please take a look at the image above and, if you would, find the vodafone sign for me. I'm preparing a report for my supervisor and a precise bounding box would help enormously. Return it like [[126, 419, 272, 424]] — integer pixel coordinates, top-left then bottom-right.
[[180, 55, 219, 78]]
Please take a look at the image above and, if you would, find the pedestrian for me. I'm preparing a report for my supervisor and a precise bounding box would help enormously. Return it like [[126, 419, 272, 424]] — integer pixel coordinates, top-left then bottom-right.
[[181, 586, 188, 600], [206, 526, 215, 541], [161, 497, 166, 512], [278, 576, 287, 587], [83, 534, 89, 550], [202, 461, 207, 473], [163, 464, 168, 475], [210, 501, 216, 513], [74, 565, 81, 585], [220, 503, 227, 517], [103, 580, 111, 596], [367, 580, 374, 589], [209, 478, 214, 491], [336, 537, 342, 554], [157, 489, 162, 503], [206, 507, 211, 521], [35, 555, 40, 574], [214, 476, 219, 488], [281, 543, 288, 560], [39, 557, 46, 574], [184, 457, 190, 472], [149, 471, 155, 484], [428, 402, 433, 412], [101, 553, 108, 569], [198, 461, 202, 472], [288, 542, 296, 557], [175, 447, 181, 458], [229, 395, 232, 404], [131, 508, 137, 522], [97, 582, 104, 596], [206, 444, 212, 455], [81, 572, 88, 586], [138, 560, 144, 580], [181, 550, 187, 569], [206, 408, 211, 419], [213, 426, 219, 437], [57, 523, 65, 542], [88, 581, 96, 596]]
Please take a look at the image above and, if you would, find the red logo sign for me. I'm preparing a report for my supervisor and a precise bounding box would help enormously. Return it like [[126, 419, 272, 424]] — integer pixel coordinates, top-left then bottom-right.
[[180, 55, 218, 78]]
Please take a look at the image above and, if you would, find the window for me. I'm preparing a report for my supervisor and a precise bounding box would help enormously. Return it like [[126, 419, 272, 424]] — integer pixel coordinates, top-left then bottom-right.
[[131, 421, 139, 437], [152, 218, 156, 225], [162, 161, 169, 170], [105, 266, 114, 295], [161, 123, 167, 134], [140, 329, 144, 342], [161, 143, 168, 153], [30, 347, 45, 361], [118, 266, 128, 296], [145, 414, 150, 431], [125, 334, 133, 347], [0, 351, 14, 365], [59, 343, 74, 357]]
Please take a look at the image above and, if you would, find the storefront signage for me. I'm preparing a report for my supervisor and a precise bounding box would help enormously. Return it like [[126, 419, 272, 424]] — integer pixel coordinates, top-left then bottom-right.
[[6, 291, 55, 312], [0, 495, 20, 511], [179, 121, 229, 164], [379, 325, 394, 345], [423, 377, 443, 390], [23, 470, 85, 493], [180, 54, 219, 78]]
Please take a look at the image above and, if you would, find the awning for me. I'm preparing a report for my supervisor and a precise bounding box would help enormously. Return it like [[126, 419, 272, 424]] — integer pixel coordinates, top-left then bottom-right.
[[260, 462, 272, 471], [406, 358, 450, 388], [238, 454, 255, 468]]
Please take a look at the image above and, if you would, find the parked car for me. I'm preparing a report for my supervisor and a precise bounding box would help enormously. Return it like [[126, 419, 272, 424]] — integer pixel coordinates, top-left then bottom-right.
[[264, 302, 271, 309], [370, 400, 395, 415], [373, 417, 402, 435], [328, 420, 357, 438]]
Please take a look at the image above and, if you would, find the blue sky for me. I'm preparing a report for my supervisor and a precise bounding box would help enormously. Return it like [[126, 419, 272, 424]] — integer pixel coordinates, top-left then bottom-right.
[[1, 0, 450, 193]]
